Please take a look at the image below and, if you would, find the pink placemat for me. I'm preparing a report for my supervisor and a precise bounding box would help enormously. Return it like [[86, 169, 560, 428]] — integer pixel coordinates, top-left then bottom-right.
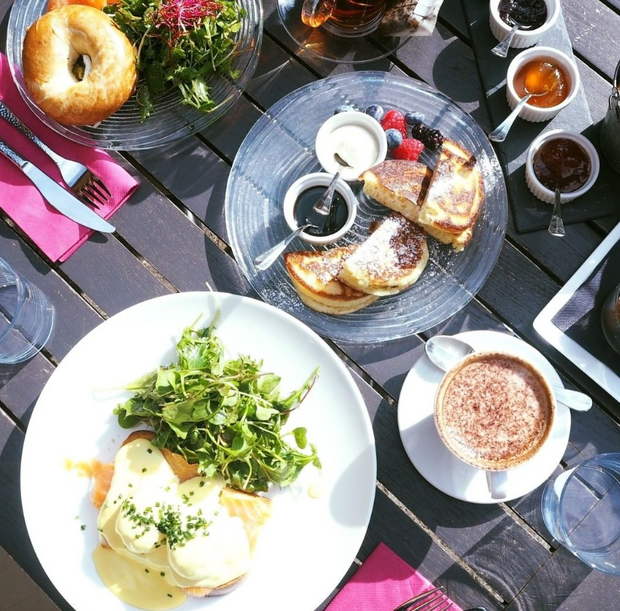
[[0, 53, 139, 262], [326, 543, 463, 611]]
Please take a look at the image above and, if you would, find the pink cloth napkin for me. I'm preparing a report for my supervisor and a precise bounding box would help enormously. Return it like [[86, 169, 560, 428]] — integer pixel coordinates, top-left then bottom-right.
[[326, 543, 463, 611], [0, 53, 139, 262]]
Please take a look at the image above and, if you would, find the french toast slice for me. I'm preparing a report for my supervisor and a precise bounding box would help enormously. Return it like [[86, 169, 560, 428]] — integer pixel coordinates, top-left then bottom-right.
[[360, 159, 433, 222], [417, 138, 484, 251], [338, 213, 429, 296], [284, 247, 377, 315]]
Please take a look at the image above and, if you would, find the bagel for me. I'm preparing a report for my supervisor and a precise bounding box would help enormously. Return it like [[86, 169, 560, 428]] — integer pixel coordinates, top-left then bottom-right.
[[22, 6, 137, 126]]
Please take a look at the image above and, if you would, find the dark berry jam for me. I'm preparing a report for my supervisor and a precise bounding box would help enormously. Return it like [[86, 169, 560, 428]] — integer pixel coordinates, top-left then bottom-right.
[[499, 0, 547, 30], [533, 138, 591, 193]]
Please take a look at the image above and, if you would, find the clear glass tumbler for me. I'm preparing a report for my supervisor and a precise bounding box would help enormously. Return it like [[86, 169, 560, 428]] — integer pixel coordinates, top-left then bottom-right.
[[0, 257, 55, 364], [541, 453, 620, 575], [601, 282, 620, 355]]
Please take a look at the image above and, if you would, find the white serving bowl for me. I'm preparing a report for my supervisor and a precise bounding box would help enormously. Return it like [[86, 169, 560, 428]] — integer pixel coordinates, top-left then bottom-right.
[[315, 111, 387, 182], [283, 172, 358, 245], [506, 46, 580, 122], [525, 129, 600, 204], [489, 0, 560, 49]]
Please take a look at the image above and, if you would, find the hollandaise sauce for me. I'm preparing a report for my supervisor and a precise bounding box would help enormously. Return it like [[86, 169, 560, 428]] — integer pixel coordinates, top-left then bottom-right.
[[93, 439, 252, 610]]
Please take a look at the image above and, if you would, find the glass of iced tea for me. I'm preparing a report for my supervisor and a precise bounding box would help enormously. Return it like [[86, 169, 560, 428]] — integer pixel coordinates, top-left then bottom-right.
[[301, 0, 389, 37]]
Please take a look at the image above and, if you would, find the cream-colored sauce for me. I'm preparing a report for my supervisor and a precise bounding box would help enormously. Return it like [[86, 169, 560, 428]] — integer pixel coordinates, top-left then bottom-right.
[[92, 545, 186, 610], [330, 125, 379, 174], [308, 480, 325, 499], [94, 439, 251, 609]]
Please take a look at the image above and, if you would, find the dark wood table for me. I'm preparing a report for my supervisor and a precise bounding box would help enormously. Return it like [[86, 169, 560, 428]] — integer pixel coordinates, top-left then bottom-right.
[[1, 0, 620, 609]]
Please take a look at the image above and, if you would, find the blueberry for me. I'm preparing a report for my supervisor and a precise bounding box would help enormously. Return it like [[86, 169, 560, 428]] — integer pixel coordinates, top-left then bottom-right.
[[335, 104, 355, 114], [405, 111, 425, 126], [364, 104, 384, 122], [385, 128, 403, 150]]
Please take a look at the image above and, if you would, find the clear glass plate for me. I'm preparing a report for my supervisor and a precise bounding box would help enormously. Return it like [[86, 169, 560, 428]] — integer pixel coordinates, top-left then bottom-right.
[[6, 0, 262, 150], [277, 0, 409, 64], [226, 71, 508, 344]]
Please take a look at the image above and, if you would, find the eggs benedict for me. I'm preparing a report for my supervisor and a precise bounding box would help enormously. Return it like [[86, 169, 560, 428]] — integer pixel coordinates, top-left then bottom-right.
[[92, 432, 271, 610]]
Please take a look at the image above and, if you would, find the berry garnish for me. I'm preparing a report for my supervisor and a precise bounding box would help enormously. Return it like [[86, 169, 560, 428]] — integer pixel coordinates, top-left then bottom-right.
[[405, 111, 425, 126], [385, 128, 403, 150], [334, 104, 354, 114], [364, 104, 384, 122], [410, 123, 445, 150], [392, 138, 425, 161], [380, 109, 407, 139]]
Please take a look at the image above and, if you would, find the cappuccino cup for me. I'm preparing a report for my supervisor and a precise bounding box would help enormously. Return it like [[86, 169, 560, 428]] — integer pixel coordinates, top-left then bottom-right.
[[434, 351, 556, 499]]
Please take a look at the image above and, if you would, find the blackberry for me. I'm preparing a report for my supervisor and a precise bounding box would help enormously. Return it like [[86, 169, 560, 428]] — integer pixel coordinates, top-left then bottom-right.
[[405, 111, 425, 126], [410, 123, 445, 150], [334, 104, 354, 114], [364, 104, 384, 122]]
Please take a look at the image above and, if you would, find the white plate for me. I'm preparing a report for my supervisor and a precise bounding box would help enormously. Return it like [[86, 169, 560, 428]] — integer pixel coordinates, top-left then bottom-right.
[[534, 221, 620, 403], [21, 292, 376, 611], [397, 330, 571, 503]]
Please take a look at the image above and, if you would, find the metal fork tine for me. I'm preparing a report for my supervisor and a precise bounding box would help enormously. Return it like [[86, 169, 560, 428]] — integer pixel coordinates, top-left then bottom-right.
[[79, 185, 106, 209], [91, 175, 112, 197], [85, 179, 109, 201], [393, 587, 446, 611]]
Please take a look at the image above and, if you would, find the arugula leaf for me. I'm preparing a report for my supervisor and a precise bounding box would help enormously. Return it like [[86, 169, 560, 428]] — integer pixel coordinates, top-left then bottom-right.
[[114, 318, 321, 492], [105, 0, 244, 120]]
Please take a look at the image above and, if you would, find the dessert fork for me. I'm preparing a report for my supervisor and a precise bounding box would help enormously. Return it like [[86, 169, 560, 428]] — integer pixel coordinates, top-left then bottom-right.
[[393, 587, 452, 611], [0, 100, 111, 208]]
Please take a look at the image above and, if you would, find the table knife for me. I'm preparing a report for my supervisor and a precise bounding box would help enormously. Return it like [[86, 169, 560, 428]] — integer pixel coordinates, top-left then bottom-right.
[[0, 138, 115, 233]]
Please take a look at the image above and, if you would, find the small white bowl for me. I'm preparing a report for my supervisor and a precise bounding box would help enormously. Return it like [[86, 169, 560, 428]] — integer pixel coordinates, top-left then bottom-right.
[[525, 129, 600, 204], [283, 172, 358, 245], [489, 0, 560, 49], [506, 46, 580, 122], [315, 111, 387, 182]]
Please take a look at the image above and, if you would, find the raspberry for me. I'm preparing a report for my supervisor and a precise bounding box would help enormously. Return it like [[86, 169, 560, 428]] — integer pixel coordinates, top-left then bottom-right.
[[380, 109, 407, 139], [392, 138, 425, 161]]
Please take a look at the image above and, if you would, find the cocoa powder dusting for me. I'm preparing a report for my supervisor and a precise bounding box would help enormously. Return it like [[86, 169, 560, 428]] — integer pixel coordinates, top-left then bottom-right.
[[439, 355, 552, 468]]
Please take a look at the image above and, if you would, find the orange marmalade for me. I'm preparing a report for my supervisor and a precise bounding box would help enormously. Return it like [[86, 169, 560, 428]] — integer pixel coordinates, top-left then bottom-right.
[[514, 60, 570, 108]]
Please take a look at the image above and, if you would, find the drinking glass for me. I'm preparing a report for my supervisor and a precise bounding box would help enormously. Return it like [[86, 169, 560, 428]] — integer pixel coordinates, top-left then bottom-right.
[[541, 453, 620, 575], [601, 282, 620, 355], [0, 257, 55, 364]]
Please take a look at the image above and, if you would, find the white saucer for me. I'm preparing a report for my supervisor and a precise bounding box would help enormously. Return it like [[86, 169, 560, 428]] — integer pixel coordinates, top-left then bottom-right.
[[397, 330, 571, 504]]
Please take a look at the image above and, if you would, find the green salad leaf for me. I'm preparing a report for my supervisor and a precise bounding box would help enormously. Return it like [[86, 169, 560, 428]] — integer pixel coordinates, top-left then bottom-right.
[[114, 317, 321, 492], [105, 0, 245, 121]]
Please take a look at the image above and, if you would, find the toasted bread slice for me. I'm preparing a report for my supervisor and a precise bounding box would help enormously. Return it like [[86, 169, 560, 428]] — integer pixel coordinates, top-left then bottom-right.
[[284, 247, 377, 315], [417, 139, 484, 250], [361, 160, 432, 222], [338, 214, 429, 296]]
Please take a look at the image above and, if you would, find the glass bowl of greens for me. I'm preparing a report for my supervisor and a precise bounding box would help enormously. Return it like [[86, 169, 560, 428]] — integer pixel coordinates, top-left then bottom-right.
[[6, 0, 262, 150]]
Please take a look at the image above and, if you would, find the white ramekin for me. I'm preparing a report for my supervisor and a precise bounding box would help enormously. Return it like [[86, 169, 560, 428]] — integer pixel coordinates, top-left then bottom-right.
[[525, 129, 600, 204], [283, 172, 358, 245], [506, 46, 580, 122], [315, 111, 387, 182], [489, 0, 560, 49]]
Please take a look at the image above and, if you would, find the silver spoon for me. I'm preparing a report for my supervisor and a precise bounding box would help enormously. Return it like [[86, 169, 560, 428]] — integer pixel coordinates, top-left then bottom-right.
[[425, 335, 592, 412], [548, 187, 566, 237], [313, 170, 341, 216], [253, 222, 317, 271], [488, 91, 546, 142], [491, 13, 535, 58]]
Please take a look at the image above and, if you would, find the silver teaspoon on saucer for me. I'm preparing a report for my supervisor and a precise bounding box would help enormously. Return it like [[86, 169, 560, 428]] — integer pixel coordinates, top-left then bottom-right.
[[425, 335, 592, 412]]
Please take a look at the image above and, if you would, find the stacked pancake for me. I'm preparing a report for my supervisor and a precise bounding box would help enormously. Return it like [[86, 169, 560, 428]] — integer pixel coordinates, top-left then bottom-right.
[[285, 136, 484, 316], [362, 139, 484, 252], [284, 214, 428, 315]]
